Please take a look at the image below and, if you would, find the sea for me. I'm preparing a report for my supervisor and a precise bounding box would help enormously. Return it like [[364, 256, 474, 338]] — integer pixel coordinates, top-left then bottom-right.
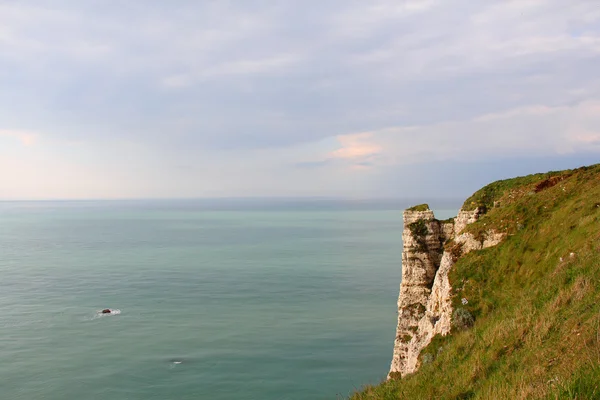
[[0, 199, 458, 400]]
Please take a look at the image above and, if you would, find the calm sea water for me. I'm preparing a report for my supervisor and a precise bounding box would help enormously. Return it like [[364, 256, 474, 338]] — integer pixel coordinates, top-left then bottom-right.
[[0, 199, 457, 400]]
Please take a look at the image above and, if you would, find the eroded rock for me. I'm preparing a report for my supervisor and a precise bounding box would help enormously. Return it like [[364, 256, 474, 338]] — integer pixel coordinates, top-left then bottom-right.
[[388, 206, 505, 378]]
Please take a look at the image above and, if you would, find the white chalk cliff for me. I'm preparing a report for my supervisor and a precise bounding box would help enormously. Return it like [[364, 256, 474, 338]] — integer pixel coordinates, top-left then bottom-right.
[[389, 205, 504, 378]]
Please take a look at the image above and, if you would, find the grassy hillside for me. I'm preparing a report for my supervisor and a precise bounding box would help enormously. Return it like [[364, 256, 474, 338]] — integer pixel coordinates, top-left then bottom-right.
[[352, 164, 600, 400]]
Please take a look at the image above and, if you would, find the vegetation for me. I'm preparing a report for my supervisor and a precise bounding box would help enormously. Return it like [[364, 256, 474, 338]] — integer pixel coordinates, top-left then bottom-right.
[[350, 164, 600, 400], [452, 308, 475, 331], [408, 219, 429, 253], [408, 204, 431, 212], [440, 217, 456, 224], [461, 170, 568, 211]]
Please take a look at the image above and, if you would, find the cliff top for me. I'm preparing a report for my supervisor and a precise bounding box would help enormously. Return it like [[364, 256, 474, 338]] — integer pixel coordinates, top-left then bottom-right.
[[406, 203, 430, 212], [461, 168, 578, 211], [351, 163, 600, 399]]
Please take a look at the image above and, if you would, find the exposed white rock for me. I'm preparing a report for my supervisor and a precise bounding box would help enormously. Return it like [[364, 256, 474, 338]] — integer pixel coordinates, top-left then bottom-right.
[[454, 208, 483, 234], [388, 206, 505, 378]]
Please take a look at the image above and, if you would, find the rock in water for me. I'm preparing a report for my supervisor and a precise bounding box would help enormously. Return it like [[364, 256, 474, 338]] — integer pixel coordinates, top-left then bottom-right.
[[101, 309, 112, 314]]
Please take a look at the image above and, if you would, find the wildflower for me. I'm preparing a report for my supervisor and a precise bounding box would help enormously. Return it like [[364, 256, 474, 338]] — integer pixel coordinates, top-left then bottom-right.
[[461, 298, 468, 305]]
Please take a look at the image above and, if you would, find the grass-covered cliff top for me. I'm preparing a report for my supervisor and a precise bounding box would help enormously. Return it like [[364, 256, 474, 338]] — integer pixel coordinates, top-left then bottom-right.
[[407, 204, 430, 212], [461, 169, 569, 211], [352, 163, 600, 399]]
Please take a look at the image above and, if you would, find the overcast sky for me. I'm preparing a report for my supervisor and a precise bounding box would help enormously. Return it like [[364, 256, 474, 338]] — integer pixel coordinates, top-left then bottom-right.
[[1, 1, 599, 200]]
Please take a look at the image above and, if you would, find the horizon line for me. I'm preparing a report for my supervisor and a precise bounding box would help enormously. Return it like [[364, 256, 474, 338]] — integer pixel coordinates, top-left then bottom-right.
[[0, 196, 465, 203]]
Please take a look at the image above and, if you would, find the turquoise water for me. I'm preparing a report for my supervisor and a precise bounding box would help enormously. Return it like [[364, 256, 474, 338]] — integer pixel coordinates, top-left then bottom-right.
[[0, 200, 456, 399]]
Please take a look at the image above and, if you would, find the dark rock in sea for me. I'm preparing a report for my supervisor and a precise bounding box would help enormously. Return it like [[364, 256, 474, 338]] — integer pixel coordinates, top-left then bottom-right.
[[101, 309, 112, 314]]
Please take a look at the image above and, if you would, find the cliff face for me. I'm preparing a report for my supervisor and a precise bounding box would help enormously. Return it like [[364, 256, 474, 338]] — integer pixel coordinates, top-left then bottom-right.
[[389, 205, 504, 378]]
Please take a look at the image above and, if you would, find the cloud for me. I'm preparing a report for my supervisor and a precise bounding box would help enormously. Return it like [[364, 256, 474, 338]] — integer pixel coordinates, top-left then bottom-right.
[[572, 133, 600, 145], [330, 133, 382, 159], [294, 160, 332, 169], [161, 53, 301, 88], [326, 133, 383, 170], [0, 129, 38, 146]]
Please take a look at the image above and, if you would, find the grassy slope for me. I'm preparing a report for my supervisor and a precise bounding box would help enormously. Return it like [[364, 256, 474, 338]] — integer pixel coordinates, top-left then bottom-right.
[[351, 164, 600, 400]]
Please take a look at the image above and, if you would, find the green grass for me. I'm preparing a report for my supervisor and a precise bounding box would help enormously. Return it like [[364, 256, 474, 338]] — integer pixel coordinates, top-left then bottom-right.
[[407, 204, 431, 212], [461, 170, 568, 211], [350, 164, 600, 400]]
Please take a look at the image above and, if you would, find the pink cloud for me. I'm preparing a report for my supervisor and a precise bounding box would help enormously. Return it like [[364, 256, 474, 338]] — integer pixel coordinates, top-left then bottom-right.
[[0, 129, 38, 146], [330, 132, 382, 160], [571, 132, 600, 144]]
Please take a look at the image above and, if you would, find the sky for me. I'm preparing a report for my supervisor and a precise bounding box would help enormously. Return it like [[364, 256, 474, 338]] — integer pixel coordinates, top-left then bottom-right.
[[1, 0, 599, 200]]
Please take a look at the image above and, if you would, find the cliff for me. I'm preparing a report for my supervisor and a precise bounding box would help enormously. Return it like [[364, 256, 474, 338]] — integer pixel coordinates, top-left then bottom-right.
[[389, 205, 504, 378], [351, 163, 600, 399]]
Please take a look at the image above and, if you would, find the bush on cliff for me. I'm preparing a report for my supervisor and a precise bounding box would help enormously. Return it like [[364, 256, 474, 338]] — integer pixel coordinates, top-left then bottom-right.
[[408, 219, 429, 253], [452, 308, 474, 331]]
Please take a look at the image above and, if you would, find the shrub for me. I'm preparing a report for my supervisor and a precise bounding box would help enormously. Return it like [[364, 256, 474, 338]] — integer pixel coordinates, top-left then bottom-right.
[[388, 371, 402, 381], [399, 334, 412, 343], [408, 219, 429, 252], [452, 307, 474, 330], [421, 353, 434, 365]]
